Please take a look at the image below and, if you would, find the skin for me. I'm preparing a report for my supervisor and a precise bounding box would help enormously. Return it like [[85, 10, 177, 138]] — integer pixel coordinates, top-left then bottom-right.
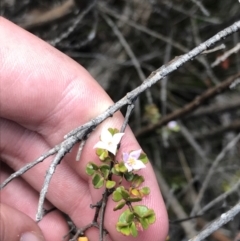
[[0, 17, 168, 241]]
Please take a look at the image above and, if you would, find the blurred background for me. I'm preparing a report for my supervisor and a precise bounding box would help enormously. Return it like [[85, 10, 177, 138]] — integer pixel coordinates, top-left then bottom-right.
[[2, 1, 240, 240]]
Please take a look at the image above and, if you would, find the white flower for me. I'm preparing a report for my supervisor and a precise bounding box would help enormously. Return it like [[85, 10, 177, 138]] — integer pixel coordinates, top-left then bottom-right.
[[123, 149, 146, 172], [94, 129, 124, 155], [167, 120, 180, 132], [167, 121, 177, 129]]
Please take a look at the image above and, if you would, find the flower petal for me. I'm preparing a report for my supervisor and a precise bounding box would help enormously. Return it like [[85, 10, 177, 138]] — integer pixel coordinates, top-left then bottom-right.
[[129, 149, 142, 159], [123, 152, 130, 162], [124, 163, 133, 172], [133, 160, 146, 170], [93, 141, 108, 150], [112, 133, 124, 145], [167, 121, 177, 129], [107, 144, 117, 155], [100, 129, 112, 143]]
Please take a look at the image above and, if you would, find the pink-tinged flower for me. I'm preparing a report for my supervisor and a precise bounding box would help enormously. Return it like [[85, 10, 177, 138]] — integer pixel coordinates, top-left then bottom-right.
[[94, 129, 124, 155], [167, 120, 180, 132], [123, 149, 146, 172], [167, 121, 177, 129]]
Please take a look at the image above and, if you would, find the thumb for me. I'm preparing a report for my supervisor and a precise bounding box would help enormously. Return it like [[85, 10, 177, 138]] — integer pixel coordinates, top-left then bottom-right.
[[0, 203, 45, 241]]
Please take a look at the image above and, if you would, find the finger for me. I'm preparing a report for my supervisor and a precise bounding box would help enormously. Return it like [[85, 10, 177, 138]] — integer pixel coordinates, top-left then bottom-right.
[[0, 163, 69, 241], [0, 118, 95, 229], [0, 17, 168, 241], [0, 203, 44, 241], [0, 16, 110, 143]]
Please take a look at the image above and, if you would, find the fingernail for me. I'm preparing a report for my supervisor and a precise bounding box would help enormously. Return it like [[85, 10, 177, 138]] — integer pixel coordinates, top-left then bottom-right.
[[20, 232, 45, 241]]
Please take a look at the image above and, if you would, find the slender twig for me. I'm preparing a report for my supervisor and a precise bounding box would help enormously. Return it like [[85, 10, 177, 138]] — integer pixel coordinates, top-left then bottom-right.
[[99, 3, 188, 52], [20, 0, 75, 29], [154, 168, 197, 238], [49, 0, 97, 46], [175, 121, 210, 202], [76, 140, 86, 161], [191, 18, 220, 84], [212, 43, 240, 67], [202, 44, 225, 55], [190, 132, 240, 215], [0, 146, 59, 189], [121, 101, 136, 133], [99, 190, 108, 241], [199, 178, 240, 215], [178, 121, 209, 164], [192, 119, 240, 140], [158, 119, 240, 149], [59, 7, 99, 49], [161, 1, 219, 24], [187, 96, 240, 119], [76, 133, 91, 161], [233, 33, 240, 73], [136, 72, 240, 137], [36, 136, 79, 221], [101, 12, 153, 104], [230, 77, 240, 89], [100, 3, 228, 86], [100, 3, 221, 54], [160, 30, 173, 147], [161, 30, 173, 116], [190, 0, 210, 16], [188, 201, 240, 241], [177, 148, 194, 185]]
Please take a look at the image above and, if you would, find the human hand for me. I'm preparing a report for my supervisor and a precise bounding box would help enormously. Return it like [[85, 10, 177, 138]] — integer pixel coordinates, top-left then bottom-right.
[[0, 17, 168, 241]]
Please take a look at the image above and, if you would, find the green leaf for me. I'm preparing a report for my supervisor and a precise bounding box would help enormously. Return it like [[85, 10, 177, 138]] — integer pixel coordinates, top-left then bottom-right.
[[130, 222, 138, 237], [134, 205, 149, 217], [118, 208, 131, 223], [126, 212, 134, 223], [113, 200, 126, 211], [112, 190, 123, 202], [139, 153, 149, 164], [99, 164, 110, 179], [121, 189, 130, 199], [127, 197, 142, 202], [124, 172, 134, 181], [115, 162, 128, 173], [114, 162, 128, 173], [114, 164, 121, 173], [133, 205, 156, 228], [86, 162, 98, 176], [117, 206, 155, 236], [92, 173, 104, 189], [140, 187, 150, 196], [116, 223, 131, 236], [116, 186, 124, 192], [131, 174, 145, 188], [111, 166, 121, 176], [96, 148, 108, 161], [118, 162, 128, 173], [143, 210, 156, 224], [106, 180, 116, 189], [116, 209, 138, 236], [139, 217, 149, 229]]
